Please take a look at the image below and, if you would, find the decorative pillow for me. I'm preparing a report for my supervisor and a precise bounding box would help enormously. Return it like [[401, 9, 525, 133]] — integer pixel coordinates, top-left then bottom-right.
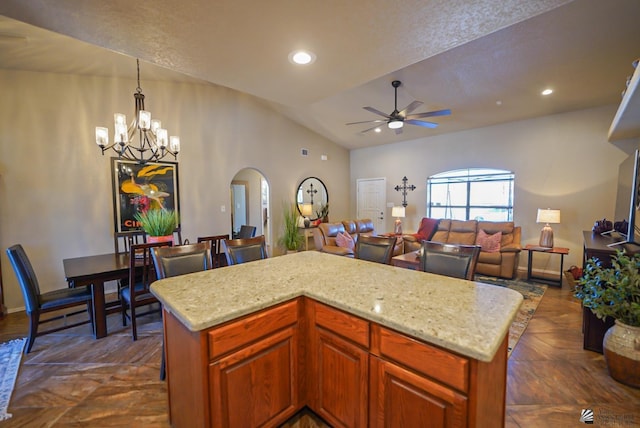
[[335, 231, 355, 251], [413, 218, 439, 241], [475, 229, 501, 253]]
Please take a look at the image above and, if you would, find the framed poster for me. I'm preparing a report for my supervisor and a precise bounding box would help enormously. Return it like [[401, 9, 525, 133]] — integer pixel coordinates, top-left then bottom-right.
[[111, 158, 180, 233]]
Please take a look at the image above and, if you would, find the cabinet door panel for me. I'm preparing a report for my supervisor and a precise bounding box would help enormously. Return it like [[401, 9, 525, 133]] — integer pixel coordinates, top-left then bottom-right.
[[210, 326, 299, 428], [370, 356, 467, 428], [315, 328, 368, 427]]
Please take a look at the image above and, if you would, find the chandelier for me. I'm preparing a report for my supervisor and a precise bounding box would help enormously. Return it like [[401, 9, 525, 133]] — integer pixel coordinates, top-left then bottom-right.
[[95, 59, 180, 164]]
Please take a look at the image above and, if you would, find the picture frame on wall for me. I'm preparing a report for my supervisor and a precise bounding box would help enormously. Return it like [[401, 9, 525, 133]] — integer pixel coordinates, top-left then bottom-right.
[[111, 158, 180, 233]]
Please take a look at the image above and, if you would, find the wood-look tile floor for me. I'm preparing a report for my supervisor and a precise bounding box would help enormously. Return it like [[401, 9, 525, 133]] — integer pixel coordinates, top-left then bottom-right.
[[1, 282, 639, 427]]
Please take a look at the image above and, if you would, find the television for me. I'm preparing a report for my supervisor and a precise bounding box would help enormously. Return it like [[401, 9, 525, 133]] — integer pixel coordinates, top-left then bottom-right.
[[609, 149, 640, 247]]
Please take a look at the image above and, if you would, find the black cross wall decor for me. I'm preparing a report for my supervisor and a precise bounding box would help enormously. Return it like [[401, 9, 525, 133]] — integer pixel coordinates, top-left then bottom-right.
[[306, 183, 318, 205], [394, 176, 416, 207]]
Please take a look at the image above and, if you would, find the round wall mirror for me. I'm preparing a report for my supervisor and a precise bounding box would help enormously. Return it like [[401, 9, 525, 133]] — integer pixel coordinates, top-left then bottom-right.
[[296, 177, 328, 221]]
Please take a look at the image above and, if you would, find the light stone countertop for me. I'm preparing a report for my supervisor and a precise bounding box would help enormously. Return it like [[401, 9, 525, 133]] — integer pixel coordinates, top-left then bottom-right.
[[150, 251, 523, 362]]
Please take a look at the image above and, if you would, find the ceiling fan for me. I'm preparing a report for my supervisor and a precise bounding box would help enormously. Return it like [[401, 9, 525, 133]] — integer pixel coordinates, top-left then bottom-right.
[[346, 80, 451, 134]]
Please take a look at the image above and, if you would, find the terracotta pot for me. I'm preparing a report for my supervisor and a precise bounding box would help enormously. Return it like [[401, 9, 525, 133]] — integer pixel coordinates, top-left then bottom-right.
[[147, 235, 174, 244], [603, 320, 640, 388]]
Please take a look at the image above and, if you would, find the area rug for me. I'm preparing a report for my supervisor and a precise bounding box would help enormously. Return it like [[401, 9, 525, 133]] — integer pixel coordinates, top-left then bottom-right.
[[0, 338, 26, 421], [475, 276, 547, 357]]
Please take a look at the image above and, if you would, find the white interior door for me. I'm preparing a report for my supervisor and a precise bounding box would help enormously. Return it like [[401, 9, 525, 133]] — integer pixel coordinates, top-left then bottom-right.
[[231, 183, 247, 235], [357, 178, 386, 232]]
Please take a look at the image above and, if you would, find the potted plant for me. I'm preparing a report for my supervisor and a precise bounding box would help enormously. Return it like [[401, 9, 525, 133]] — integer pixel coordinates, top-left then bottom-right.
[[575, 250, 640, 387], [316, 203, 329, 223], [279, 202, 304, 253], [134, 208, 179, 243]]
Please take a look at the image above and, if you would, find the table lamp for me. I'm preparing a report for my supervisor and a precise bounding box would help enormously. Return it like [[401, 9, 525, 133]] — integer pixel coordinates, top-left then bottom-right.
[[536, 208, 561, 248], [392, 206, 405, 235], [301, 204, 313, 228]]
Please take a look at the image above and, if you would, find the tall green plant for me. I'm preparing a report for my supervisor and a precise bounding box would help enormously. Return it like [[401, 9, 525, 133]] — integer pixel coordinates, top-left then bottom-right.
[[279, 202, 304, 251], [575, 250, 640, 327], [134, 209, 178, 237]]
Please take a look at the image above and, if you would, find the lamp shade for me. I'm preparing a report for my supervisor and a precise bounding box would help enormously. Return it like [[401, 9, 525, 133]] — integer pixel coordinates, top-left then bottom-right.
[[301, 204, 313, 216], [392, 206, 405, 218], [536, 208, 560, 224]]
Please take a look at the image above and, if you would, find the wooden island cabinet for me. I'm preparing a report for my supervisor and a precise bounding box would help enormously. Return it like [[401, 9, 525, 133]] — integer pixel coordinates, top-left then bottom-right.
[[153, 251, 520, 428], [164, 297, 507, 428]]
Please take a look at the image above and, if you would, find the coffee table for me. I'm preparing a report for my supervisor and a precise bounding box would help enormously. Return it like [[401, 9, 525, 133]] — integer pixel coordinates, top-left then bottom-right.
[[391, 250, 420, 270]]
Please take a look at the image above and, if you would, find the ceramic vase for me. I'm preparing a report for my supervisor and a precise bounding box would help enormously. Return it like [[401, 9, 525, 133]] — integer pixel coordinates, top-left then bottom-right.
[[603, 320, 640, 388]]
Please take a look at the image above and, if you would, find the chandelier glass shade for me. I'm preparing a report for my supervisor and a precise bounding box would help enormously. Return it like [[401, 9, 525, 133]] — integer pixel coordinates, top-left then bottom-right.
[[95, 59, 180, 164]]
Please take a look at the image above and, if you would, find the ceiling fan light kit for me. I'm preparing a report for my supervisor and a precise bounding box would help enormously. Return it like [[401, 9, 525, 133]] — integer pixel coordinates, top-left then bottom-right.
[[346, 80, 451, 134], [388, 120, 403, 129]]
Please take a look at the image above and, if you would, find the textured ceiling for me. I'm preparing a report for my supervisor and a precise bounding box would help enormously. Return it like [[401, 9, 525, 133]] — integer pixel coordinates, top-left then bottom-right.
[[0, 0, 639, 149]]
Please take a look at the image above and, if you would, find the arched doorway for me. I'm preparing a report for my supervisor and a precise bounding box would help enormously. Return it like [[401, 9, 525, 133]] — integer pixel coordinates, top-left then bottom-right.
[[230, 168, 270, 251]]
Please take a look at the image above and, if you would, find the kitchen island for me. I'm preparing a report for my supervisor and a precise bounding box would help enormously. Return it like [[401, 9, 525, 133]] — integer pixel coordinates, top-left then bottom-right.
[[151, 251, 522, 428]]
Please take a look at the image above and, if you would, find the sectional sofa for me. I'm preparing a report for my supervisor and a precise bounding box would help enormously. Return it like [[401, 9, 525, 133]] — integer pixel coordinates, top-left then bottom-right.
[[403, 219, 522, 279]]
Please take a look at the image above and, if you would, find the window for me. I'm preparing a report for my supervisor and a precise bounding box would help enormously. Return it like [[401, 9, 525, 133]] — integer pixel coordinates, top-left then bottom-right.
[[427, 168, 514, 221]]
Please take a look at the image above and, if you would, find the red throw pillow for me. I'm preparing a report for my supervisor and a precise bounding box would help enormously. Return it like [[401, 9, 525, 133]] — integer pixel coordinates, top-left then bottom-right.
[[335, 231, 355, 251], [413, 218, 439, 241], [475, 229, 501, 252]]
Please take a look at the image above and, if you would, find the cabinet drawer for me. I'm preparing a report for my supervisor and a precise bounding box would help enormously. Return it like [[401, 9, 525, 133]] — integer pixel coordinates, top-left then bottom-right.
[[376, 326, 469, 392], [208, 299, 299, 360], [314, 301, 369, 348]]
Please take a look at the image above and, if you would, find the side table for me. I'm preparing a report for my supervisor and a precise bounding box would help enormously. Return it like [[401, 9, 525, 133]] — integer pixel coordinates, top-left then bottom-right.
[[379, 233, 404, 256], [524, 244, 569, 287], [298, 227, 316, 251], [391, 250, 420, 270]]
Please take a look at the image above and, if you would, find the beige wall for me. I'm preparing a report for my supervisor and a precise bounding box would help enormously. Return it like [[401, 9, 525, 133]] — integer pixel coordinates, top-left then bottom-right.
[[350, 105, 640, 274], [0, 69, 350, 311]]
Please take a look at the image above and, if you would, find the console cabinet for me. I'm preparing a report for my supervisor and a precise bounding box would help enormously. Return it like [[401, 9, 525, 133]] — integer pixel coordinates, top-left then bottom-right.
[[164, 297, 507, 428], [581, 231, 640, 353]]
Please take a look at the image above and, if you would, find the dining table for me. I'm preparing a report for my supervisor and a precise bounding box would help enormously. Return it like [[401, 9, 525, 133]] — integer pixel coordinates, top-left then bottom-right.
[[63, 252, 134, 339]]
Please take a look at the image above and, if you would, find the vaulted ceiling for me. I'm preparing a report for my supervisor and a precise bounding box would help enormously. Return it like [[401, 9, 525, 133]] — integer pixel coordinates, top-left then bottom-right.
[[0, 0, 639, 150]]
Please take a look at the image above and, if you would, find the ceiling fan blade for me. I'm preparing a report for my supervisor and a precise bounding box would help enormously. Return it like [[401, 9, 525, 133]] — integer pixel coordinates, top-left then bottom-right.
[[405, 119, 439, 129], [360, 123, 385, 133], [363, 106, 392, 119], [345, 119, 386, 126], [406, 108, 452, 119], [399, 101, 423, 117]]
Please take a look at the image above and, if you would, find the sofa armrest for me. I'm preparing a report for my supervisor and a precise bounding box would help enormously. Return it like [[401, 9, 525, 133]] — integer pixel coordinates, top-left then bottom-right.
[[402, 234, 419, 243], [500, 244, 522, 253]]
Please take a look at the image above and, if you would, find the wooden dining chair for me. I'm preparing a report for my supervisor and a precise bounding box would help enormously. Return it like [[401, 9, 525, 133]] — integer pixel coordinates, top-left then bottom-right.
[[152, 241, 212, 380], [114, 230, 147, 255], [419, 241, 481, 281], [197, 234, 229, 268], [152, 241, 212, 279], [222, 235, 268, 266], [355, 235, 397, 265], [6, 244, 94, 353], [237, 225, 257, 239], [120, 239, 172, 341]]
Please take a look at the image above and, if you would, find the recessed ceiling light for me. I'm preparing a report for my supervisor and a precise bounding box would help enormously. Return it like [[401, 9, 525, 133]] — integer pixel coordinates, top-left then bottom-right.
[[288, 50, 316, 65], [541, 88, 553, 96], [374, 127, 382, 133]]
